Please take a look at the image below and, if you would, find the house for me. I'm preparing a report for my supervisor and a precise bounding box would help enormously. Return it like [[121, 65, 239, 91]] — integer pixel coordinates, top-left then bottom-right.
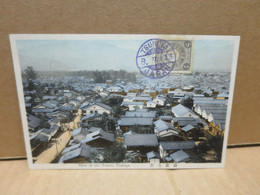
[[30, 131, 51, 150], [69, 99, 81, 107], [48, 100, 59, 106], [72, 127, 89, 143], [48, 117, 60, 127], [154, 120, 181, 141], [123, 96, 134, 102], [32, 103, 59, 114], [81, 102, 112, 115], [64, 92, 72, 98], [80, 102, 90, 109], [173, 117, 205, 129], [168, 90, 185, 98], [153, 97, 166, 106], [107, 87, 123, 94], [80, 113, 102, 127], [181, 124, 204, 141], [201, 89, 213, 97], [118, 117, 154, 133], [159, 141, 196, 160], [76, 96, 86, 101], [159, 116, 173, 123], [42, 96, 57, 101], [216, 92, 229, 100], [172, 104, 199, 118], [194, 104, 227, 116], [93, 85, 104, 92], [81, 113, 102, 122], [143, 89, 158, 97], [124, 134, 158, 153], [105, 80, 113, 84], [133, 96, 152, 103], [146, 101, 157, 108], [127, 93, 137, 97], [81, 129, 114, 147], [121, 102, 144, 111], [59, 103, 76, 113], [193, 100, 227, 108], [167, 150, 191, 163], [41, 125, 59, 137], [208, 119, 226, 137], [146, 151, 161, 163], [201, 109, 227, 120], [124, 111, 156, 118], [59, 144, 98, 163], [99, 92, 109, 98], [208, 113, 227, 123], [182, 85, 194, 91], [27, 114, 41, 131]]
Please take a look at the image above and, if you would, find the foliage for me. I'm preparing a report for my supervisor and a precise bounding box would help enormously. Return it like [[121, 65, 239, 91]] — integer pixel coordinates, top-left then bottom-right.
[[89, 143, 127, 163], [68, 112, 75, 122], [180, 97, 194, 109], [193, 135, 224, 162], [156, 108, 165, 116], [92, 70, 136, 83], [99, 113, 116, 132], [112, 105, 125, 118], [24, 66, 37, 80], [130, 124, 154, 134], [102, 96, 123, 107]]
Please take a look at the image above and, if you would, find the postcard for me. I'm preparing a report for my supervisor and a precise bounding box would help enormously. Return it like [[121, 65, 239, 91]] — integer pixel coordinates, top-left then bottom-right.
[[10, 34, 240, 169]]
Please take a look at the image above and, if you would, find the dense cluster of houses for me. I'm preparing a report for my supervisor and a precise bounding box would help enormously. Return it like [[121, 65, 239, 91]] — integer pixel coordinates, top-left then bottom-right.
[[49, 72, 230, 164], [22, 72, 229, 163]]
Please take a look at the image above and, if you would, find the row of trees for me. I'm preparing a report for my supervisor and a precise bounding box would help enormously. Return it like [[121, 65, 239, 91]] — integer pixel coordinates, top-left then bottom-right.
[[92, 70, 136, 83], [22, 66, 137, 83]]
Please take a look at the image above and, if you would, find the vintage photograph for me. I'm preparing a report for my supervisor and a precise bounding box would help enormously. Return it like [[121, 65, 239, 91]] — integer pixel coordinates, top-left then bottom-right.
[[10, 35, 240, 169]]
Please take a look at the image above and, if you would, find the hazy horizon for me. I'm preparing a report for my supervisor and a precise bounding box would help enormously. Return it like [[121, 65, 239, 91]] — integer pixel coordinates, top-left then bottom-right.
[[17, 39, 235, 73]]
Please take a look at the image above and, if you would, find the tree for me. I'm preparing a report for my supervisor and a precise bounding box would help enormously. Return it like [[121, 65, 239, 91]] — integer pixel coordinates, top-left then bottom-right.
[[131, 124, 154, 134], [112, 105, 125, 118], [93, 71, 105, 83], [24, 66, 37, 80], [102, 96, 123, 107], [89, 143, 127, 163], [100, 113, 116, 132], [193, 136, 224, 162], [156, 108, 165, 116], [180, 97, 194, 109]]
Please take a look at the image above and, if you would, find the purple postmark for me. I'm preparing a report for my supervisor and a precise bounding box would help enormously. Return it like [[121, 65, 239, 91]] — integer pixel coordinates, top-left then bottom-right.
[[136, 39, 176, 79]]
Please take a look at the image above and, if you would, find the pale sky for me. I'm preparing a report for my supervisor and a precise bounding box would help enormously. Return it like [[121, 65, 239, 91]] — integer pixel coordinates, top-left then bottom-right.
[[16, 38, 234, 73]]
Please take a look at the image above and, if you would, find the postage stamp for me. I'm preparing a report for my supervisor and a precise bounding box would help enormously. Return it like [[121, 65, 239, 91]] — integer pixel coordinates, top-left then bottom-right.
[[167, 40, 193, 73], [136, 39, 193, 78]]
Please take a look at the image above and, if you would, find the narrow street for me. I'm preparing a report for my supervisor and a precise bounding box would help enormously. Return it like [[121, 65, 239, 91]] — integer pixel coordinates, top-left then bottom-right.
[[34, 130, 71, 164], [34, 109, 82, 164]]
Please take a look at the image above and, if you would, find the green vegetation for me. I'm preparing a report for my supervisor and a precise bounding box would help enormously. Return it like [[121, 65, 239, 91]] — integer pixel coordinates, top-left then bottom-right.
[[193, 135, 224, 162], [89, 143, 127, 163], [24, 66, 37, 80], [99, 113, 116, 132], [180, 97, 194, 109]]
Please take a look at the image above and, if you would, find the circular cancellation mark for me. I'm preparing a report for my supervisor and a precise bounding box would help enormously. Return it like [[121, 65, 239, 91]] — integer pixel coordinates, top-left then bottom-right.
[[136, 39, 176, 79]]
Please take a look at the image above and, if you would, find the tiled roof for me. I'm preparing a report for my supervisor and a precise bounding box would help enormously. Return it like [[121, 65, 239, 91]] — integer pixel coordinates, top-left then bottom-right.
[[119, 117, 153, 126], [160, 141, 196, 151], [125, 134, 158, 147], [169, 150, 190, 162]]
